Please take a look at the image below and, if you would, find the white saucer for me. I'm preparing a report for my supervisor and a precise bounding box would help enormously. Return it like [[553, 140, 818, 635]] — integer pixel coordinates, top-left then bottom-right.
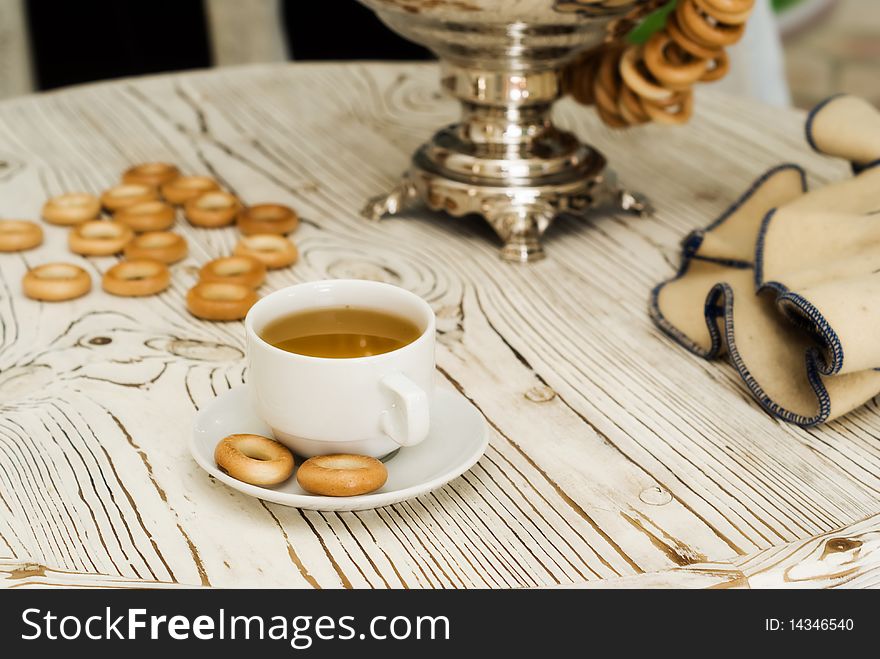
[[191, 385, 488, 511]]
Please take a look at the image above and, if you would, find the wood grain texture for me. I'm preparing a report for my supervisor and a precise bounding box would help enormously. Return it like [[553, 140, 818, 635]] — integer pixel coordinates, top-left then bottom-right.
[[569, 512, 880, 588], [0, 558, 184, 589], [0, 63, 876, 589]]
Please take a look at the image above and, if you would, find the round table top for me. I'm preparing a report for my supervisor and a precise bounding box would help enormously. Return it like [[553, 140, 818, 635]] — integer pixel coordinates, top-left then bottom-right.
[[0, 62, 876, 589]]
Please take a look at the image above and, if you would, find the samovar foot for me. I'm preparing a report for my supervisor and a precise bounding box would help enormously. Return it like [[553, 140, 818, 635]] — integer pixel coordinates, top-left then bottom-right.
[[590, 170, 653, 217], [617, 188, 652, 216], [361, 174, 418, 221], [485, 202, 555, 263]]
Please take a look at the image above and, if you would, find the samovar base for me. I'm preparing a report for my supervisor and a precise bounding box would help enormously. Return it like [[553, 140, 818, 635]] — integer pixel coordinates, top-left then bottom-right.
[[361, 61, 649, 262], [362, 148, 650, 263]]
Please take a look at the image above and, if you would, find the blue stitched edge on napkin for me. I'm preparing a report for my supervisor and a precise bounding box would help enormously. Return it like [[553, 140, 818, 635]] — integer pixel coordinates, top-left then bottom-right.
[[706, 282, 832, 426]]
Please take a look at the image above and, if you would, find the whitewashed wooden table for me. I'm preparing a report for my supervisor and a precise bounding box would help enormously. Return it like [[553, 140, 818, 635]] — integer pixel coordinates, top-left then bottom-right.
[[0, 63, 877, 589]]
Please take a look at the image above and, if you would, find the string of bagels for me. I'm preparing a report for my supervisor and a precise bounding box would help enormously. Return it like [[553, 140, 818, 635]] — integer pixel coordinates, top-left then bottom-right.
[[564, 0, 755, 127]]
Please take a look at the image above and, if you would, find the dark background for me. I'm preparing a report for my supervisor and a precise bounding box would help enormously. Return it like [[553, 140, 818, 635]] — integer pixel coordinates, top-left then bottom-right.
[[25, 0, 432, 91]]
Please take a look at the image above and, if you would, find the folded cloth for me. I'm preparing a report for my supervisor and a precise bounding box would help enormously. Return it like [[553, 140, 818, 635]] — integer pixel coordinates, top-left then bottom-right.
[[651, 96, 880, 426]]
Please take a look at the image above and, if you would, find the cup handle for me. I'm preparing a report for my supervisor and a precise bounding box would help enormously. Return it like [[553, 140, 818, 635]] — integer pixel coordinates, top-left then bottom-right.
[[379, 372, 430, 447]]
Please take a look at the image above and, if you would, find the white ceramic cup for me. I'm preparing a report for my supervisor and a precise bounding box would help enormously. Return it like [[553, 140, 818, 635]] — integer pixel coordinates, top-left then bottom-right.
[[245, 279, 435, 458]]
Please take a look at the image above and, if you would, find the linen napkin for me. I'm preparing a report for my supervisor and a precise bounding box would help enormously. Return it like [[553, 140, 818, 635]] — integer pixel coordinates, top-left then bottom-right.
[[651, 95, 880, 426]]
